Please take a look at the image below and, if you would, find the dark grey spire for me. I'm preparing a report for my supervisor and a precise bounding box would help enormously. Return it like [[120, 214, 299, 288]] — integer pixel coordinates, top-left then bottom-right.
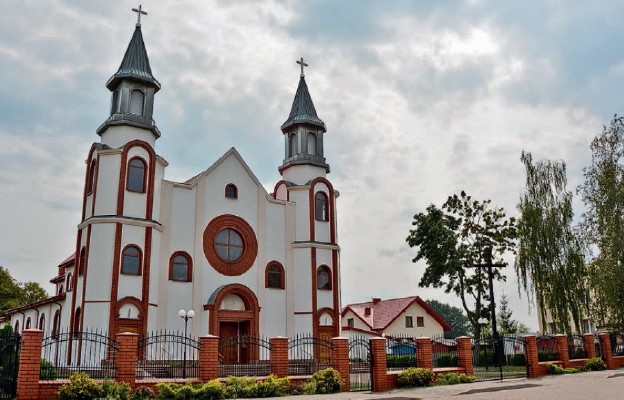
[[281, 76, 326, 133], [106, 25, 160, 92]]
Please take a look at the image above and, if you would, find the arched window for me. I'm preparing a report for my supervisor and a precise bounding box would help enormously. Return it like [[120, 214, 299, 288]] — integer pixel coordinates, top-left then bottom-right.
[[129, 89, 145, 115], [86, 159, 96, 193], [73, 307, 81, 333], [127, 157, 146, 193], [14, 320, 19, 333], [121, 245, 142, 275], [111, 89, 120, 114], [317, 265, 331, 290], [169, 252, 192, 282], [307, 132, 317, 155], [225, 183, 238, 199], [39, 314, 46, 330], [25, 317, 31, 329], [66, 273, 73, 291], [315, 192, 328, 221], [58, 284, 64, 295], [79, 247, 86, 276], [289, 133, 297, 157], [265, 262, 285, 289], [52, 310, 61, 336]]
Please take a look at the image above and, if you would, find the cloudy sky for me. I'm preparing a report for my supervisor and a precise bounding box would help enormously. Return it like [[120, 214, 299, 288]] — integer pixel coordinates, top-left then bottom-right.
[[2, 0, 623, 330]]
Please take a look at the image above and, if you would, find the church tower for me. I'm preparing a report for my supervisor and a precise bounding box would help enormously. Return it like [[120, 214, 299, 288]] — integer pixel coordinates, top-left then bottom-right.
[[69, 6, 165, 338], [274, 59, 341, 339]]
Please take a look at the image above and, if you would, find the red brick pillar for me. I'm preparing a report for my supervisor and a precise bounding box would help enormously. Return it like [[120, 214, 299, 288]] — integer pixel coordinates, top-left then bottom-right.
[[416, 337, 433, 369], [599, 332, 615, 370], [17, 329, 44, 400], [554, 334, 569, 367], [116, 332, 138, 388], [331, 337, 350, 392], [370, 337, 388, 392], [199, 335, 219, 381], [456, 336, 473, 376], [583, 333, 596, 359], [270, 337, 288, 378], [524, 335, 540, 378]]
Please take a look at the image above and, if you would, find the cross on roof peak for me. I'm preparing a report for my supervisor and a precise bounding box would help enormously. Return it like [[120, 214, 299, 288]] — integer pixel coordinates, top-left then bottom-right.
[[132, 4, 148, 27], [296, 57, 308, 77]]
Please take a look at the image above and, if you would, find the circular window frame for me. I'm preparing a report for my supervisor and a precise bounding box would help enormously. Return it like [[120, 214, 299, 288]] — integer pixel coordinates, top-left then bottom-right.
[[203, 214, 258, 276]]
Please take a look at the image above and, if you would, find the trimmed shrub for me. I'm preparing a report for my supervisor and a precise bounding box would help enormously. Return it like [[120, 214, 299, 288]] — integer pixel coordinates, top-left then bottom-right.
[[155, 381, 225, 400], [433, 373, 476, 386], [101, 380, 132, 400], [131, 387, 155, 400], [57, 373, 102, 400], [509, 353, 526, 366], [397, 367, 434, 387], [546, 363, 578, 375], [584, 357, 606, 371], [309, 368, 343, 394]]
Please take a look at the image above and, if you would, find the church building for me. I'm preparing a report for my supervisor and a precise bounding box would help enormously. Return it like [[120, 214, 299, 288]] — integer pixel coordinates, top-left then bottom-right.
[[6, 13, 341, 342]]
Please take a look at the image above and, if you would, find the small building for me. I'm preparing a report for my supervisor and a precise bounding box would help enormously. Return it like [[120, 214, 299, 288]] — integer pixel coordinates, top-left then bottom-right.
[[341, 296, 451, 340]]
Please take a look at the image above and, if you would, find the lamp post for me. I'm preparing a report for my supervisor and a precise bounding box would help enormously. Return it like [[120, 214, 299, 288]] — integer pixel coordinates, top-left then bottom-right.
[[178, 309, 195, 379]]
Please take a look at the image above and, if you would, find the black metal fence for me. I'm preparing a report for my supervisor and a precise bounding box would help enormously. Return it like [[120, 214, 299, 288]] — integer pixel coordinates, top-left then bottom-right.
[[567, 334, 587, 360], [0, 332, 20, 399], [349, 336, 372, 392], [385, 335, 418, 371], [40, 328, 118, 379], [218, 336, 272, 377], [595, 334, 603, 359], [472, 336, 527, 382], [136, 330, 200, 380], [536, 335, 558, 362], [609, 332, 624, 357], [431, 337, 458, 368], [288, 335, 333, 376]]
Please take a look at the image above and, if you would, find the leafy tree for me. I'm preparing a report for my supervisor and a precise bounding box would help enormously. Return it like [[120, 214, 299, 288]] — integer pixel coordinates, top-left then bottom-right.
[[0, 266, 48, 318], [406, 191, 517, 339], [578, 115, 624, 330], [480, 294, 530, 337], [426, 299, 472, 337], [516, 151, 588, 334], [20, 282, 49, 305]]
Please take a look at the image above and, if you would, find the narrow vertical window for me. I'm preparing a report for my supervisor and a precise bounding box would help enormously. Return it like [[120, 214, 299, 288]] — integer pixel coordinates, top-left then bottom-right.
[[66, 273, 73, 291], [289, 133, 297, 157], [170, 253, 192, 282], [225, 183, 238, 199], [79, 247, 86, 276], [266, 263, 284, 289], [86, 160, 96, 193], [26, 317, 31, 329], [317, 265, 331, 290], [121, 245, 142, 275], [39, 314, 45, 330], [307, 132, 317, 155], [129, 89, 145, 115], [405, 316, 413, 328], [52, 310, 61, 336], [73, 307, 81, 333], [127, 157, 146, 193], [14, 320, 19, 333], [417, 316, 424, 327], [111, 89, 120, 115], [315, 192, 328, 221]]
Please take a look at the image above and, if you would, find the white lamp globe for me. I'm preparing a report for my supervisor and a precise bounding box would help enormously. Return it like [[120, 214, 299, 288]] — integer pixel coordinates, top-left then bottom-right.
[[178, 309, 186, 318], [187, 310, 195, 318]]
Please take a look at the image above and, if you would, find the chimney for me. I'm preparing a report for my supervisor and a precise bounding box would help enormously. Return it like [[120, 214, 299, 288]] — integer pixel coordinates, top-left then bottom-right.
[[372, 298, 381, 304]]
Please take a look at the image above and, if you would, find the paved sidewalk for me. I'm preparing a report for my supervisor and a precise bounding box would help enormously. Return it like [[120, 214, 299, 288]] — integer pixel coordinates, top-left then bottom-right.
[[267, 369, 624, 400]]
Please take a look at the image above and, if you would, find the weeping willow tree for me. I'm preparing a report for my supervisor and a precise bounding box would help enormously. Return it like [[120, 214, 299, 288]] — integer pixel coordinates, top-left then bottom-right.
[[578, 115, 624, 330], [516, 151, 588, 334]]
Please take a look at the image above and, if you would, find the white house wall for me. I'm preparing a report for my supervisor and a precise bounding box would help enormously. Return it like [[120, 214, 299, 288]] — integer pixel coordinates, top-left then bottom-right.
[[383, 303, 445, 337]]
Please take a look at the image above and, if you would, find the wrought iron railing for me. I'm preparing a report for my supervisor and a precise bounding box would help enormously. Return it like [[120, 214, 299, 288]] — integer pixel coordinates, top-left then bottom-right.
[[431, 337, 458, 368], [536, 335, 559, 362], [287, 334, 333, 376], [218, 335, 272, 377], [567, 334, 587, 359], [609, 332, 624, 357], [136, 330, 200, 380], [385, 335, 418, 371]]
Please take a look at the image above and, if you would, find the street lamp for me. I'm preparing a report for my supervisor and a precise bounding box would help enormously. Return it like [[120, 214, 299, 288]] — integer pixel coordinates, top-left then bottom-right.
[[178, 309, 195, 379]]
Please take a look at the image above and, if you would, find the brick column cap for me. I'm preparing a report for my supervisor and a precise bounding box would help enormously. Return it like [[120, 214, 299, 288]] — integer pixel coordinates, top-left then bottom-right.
[[117, 332, 139, 337], [200, 334, 219, 339], [370, 337, 386, 342], [456, 336, 471, 340], [332, 336, 349, 340], [270, 336, 288, 339]]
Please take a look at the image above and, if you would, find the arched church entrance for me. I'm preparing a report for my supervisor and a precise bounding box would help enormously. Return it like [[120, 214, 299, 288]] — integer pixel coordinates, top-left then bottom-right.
[[204, 284, 259, 363], [317, 308, 338, 362]]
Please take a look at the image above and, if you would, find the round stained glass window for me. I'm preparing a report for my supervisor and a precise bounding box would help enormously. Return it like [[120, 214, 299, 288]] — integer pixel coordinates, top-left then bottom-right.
[[214, 228, 244, 262]]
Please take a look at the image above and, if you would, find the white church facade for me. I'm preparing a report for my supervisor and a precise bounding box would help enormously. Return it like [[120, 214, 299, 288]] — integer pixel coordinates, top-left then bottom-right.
[[6, 18, 341, 343]]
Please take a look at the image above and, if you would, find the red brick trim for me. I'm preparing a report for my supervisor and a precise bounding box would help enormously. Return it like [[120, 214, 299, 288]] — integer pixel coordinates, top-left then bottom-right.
[[317, 306, 338, 335], [308, 177, 336, 243], [205, 283, 259, 337], [272, 180, 289, 201], [311, 247, 318, 339], [169, 251, 193, 282], [202, 214, 258, 276], [140, 228, 152, 337], [81, 143, 98, 222], [264, 260, 285, 289], [116, 296, 144, 319], [117, 140, 156, 219], [108, 223, 123, 335]]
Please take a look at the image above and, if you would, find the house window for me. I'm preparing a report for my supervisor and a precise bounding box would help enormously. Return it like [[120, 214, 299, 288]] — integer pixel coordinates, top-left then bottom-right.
[[58, 284, 64, 295], [111, 89, 120, 114], [225, 183, 238, 199], [214, 228, 244, 262], [317, 265, 331, 290], [266, 263, 284, 289], [348, 318, 354, 328], [121, 245, 141, 275], [14, 320, 19, 333], [417, 316, 424, 327], [405, 316, 413, 328], [315, 192, 328, 221], [129, 89, 145, 115], [169, 253, 192, 282], [307, 132, 317, 155], [66, 273, 73, 291], [79, 247, 86, 276], [39, 314, 45, 330], [127, 157, 146, 193]]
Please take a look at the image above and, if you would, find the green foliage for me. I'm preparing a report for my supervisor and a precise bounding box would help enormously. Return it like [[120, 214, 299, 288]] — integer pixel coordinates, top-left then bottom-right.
[[426, 299, 472, 337], [516, 151, 588, 335], [584, 357, 606, 371], [308, 368, 343, 394], [386, 354, 417, 368], [433, 373, 476, 385], [0, 267, 49, 318], [435, 354, 458, 367], [546, 363, 579, 375], [299, 380, 317, 395], [100, 380, 132, 400], [57, 373, 103, 400], [537, 351, 559, 362], [40, 359, 57, 380], [397, 367, 434, 387], [155, 381, 225, 400], [0, 324, 14, 336], [131, 387, 155, 400], [407, 191, 517, 339], [221, 375, 291, 398]]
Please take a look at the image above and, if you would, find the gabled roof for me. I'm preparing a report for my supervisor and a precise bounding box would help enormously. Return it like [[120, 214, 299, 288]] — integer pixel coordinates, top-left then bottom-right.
[[342, 296, 452, 332], [106, 25, 160, 92], [281, 76, 326, 133], [58, 252, 76, 268]]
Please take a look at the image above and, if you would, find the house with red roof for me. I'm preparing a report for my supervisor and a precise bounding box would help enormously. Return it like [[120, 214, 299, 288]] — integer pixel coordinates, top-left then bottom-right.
[[341, 296, 451, 338]]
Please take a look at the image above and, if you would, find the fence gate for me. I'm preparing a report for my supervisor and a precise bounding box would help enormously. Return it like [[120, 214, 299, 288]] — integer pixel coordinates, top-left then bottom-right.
[[0, 333, 20, 399], [348, 337, 372, 392], [472, 335, 527, 382]]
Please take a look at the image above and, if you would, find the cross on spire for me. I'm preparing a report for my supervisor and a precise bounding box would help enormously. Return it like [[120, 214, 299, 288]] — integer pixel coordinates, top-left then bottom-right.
[[296, 57, 308, 77], [132, 4, 148, 27]]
